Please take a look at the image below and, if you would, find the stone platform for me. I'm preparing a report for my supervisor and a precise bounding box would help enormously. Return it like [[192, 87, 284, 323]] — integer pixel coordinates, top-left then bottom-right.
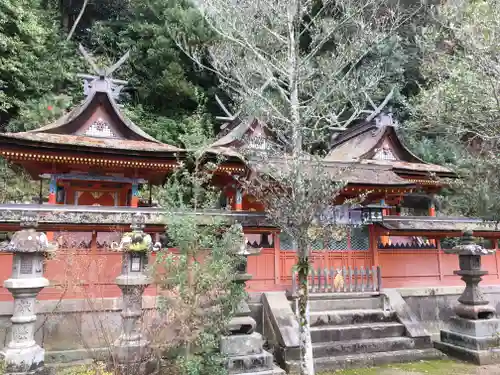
[[435, 317, 500, 365]]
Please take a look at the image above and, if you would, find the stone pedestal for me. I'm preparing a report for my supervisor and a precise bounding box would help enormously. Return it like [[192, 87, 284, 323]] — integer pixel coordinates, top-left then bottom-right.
[[436, 317, 500, 364], [0, 212, 55, 375], [2, 276, 49, 375], [112, 214, 154, 375], [435, 232, 500, 364], [113, 254, 151, 371], [221, 236, 284, 375]]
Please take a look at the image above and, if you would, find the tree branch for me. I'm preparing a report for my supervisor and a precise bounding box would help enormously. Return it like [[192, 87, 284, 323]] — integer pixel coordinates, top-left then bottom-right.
[[67, 0, 89, 42]]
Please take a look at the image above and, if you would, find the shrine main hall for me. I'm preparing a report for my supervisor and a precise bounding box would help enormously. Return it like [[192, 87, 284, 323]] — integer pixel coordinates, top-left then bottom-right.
[[1, 51, 500, 356]]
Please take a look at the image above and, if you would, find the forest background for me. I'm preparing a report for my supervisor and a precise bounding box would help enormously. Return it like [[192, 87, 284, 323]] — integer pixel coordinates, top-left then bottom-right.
[[1, 0, 496, 219]]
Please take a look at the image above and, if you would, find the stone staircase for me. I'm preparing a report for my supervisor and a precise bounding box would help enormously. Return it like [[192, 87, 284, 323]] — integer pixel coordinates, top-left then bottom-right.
[[299, 292, 441, 371]]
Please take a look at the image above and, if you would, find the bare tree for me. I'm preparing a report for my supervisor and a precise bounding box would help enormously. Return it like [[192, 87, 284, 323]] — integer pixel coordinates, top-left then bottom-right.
[[170, 0, 417, 374]]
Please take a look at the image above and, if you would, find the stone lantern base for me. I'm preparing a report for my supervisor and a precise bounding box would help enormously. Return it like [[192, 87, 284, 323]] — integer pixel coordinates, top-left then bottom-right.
[[435, 317, 500, 365], [2, 277, 49, 375], [221, 301, 284, 375], [435, 232, 500, 364], [2, 345, 45, 375]]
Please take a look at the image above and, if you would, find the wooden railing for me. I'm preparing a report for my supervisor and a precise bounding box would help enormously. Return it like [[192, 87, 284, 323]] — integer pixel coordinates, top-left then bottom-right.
[[291, 266, 382, 294]]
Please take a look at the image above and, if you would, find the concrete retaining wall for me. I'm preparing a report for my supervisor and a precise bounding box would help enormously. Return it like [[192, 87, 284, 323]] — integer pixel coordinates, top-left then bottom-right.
[[397, 285, 500, 339]]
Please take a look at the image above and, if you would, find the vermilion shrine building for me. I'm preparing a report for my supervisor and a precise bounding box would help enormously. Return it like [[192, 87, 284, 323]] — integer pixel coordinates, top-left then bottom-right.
[[1, 59, 500, 303]]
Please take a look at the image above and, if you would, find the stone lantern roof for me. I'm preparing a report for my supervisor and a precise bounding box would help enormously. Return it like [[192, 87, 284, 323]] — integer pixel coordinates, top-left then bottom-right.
[[1, 211, 57, 254], [114, 213, 159, 253], [445, 230, 495, 256]]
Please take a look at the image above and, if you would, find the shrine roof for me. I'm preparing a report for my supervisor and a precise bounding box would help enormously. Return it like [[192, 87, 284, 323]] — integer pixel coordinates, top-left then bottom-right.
[[0, 47, 181, 155], [0, 90, 181, 155], [379, 215, 500, 233], [326, 115, 454, 176], [207, 116, 276, 154], [211, 117, 258, 148], [250, 158, 415, 187], [0, 132, 180, 153], [34, 92, 159, 141]]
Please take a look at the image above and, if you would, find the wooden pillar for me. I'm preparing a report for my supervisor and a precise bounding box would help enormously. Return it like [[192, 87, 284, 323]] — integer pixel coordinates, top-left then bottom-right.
[[91, 230, 98, 252], [347, 228, 352, 268], [437, 238, 443, 281], [369, 224, 379, 267], [131, 183, 139, 208], [48, 175, 57, 204], [429, 196, 436, 246], [47, 175, 57, 241], [495, 239, 500, 280], [38, 180, 43, 204], [429, 196, 436, 217], [274, 232, 280, 285], [379, 199, 390, 246], [235, 186, 243, 211]]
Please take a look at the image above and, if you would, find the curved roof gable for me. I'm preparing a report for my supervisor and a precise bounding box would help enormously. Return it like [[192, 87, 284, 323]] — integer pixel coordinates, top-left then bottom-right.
[[326, 114, 453, 176], [0, 45, 182, 153], [31, 90, 159, 143]]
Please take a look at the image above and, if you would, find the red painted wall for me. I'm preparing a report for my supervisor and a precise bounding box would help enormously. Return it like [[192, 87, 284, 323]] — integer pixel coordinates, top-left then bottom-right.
[[2, 234, 498, 302]]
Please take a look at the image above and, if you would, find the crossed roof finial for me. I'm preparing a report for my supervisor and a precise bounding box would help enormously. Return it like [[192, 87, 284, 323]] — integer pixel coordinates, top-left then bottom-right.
[[77, 44, 131, 100]]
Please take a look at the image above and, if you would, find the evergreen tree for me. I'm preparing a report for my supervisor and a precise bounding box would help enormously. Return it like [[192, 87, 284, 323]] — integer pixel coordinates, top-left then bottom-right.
[[87, 0, 223, 145], [406, 0, 500, 221], [0, 0, 81, 130]]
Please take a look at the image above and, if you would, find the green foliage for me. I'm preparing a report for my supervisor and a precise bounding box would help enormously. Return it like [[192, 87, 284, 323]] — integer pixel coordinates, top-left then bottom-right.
[[119, 231, 153, 252], [406, 0, 500, 220], [0, 159, 43, 203], [7, 94, 75, 132], [153, 140, 244, 375], [0, 0, 81, 129], [87, 0, 220, 145]]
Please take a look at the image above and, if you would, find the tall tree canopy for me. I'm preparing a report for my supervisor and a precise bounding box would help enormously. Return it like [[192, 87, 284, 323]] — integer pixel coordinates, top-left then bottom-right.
[[405, 0, 500, 221], [0, 0, 81, 130], [86, 0, 222, 144]]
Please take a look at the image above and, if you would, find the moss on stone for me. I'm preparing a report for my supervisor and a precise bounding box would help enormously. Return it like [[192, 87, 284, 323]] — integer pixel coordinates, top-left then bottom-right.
[[320, 360, 477, 375], [120, 231, 152, 252]]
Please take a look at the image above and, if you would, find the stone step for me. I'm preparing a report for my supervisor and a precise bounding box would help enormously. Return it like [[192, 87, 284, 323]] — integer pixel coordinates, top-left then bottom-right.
[[309, 296, 383, 312], [314, 348, 444, 372], [226, 351, 275, 373], [312, 336, 416, 357], [230, 365, 286, 375], [309, 309, 394, 326], [310, 322, 405, 343], [308, 292, 382, 300]]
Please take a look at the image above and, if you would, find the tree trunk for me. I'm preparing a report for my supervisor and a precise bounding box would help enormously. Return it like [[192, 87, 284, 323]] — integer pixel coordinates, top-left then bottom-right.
[[287, 1, 314, 373], [66, 0, 89, 41], [287, 0, 301, 157], [297, 247, 314, 375]]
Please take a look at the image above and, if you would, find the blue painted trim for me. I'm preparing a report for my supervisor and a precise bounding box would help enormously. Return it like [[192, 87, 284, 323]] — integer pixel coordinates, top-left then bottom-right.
[[49, 176, 57, 194], [132, 183, 139, 197], [236, 188, 243, 205], [40, 173, 146, 184]]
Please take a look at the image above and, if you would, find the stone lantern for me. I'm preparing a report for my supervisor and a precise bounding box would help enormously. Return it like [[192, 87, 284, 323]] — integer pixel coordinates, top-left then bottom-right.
[[220, 226, 284, 375], [435, 231, 500, 364], [112, 213, 158, 374], [0, 211, 57, 375]]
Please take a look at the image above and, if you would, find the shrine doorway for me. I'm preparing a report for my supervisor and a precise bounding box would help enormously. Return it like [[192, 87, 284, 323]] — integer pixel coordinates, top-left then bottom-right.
[[75, 190, 118, 206]]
